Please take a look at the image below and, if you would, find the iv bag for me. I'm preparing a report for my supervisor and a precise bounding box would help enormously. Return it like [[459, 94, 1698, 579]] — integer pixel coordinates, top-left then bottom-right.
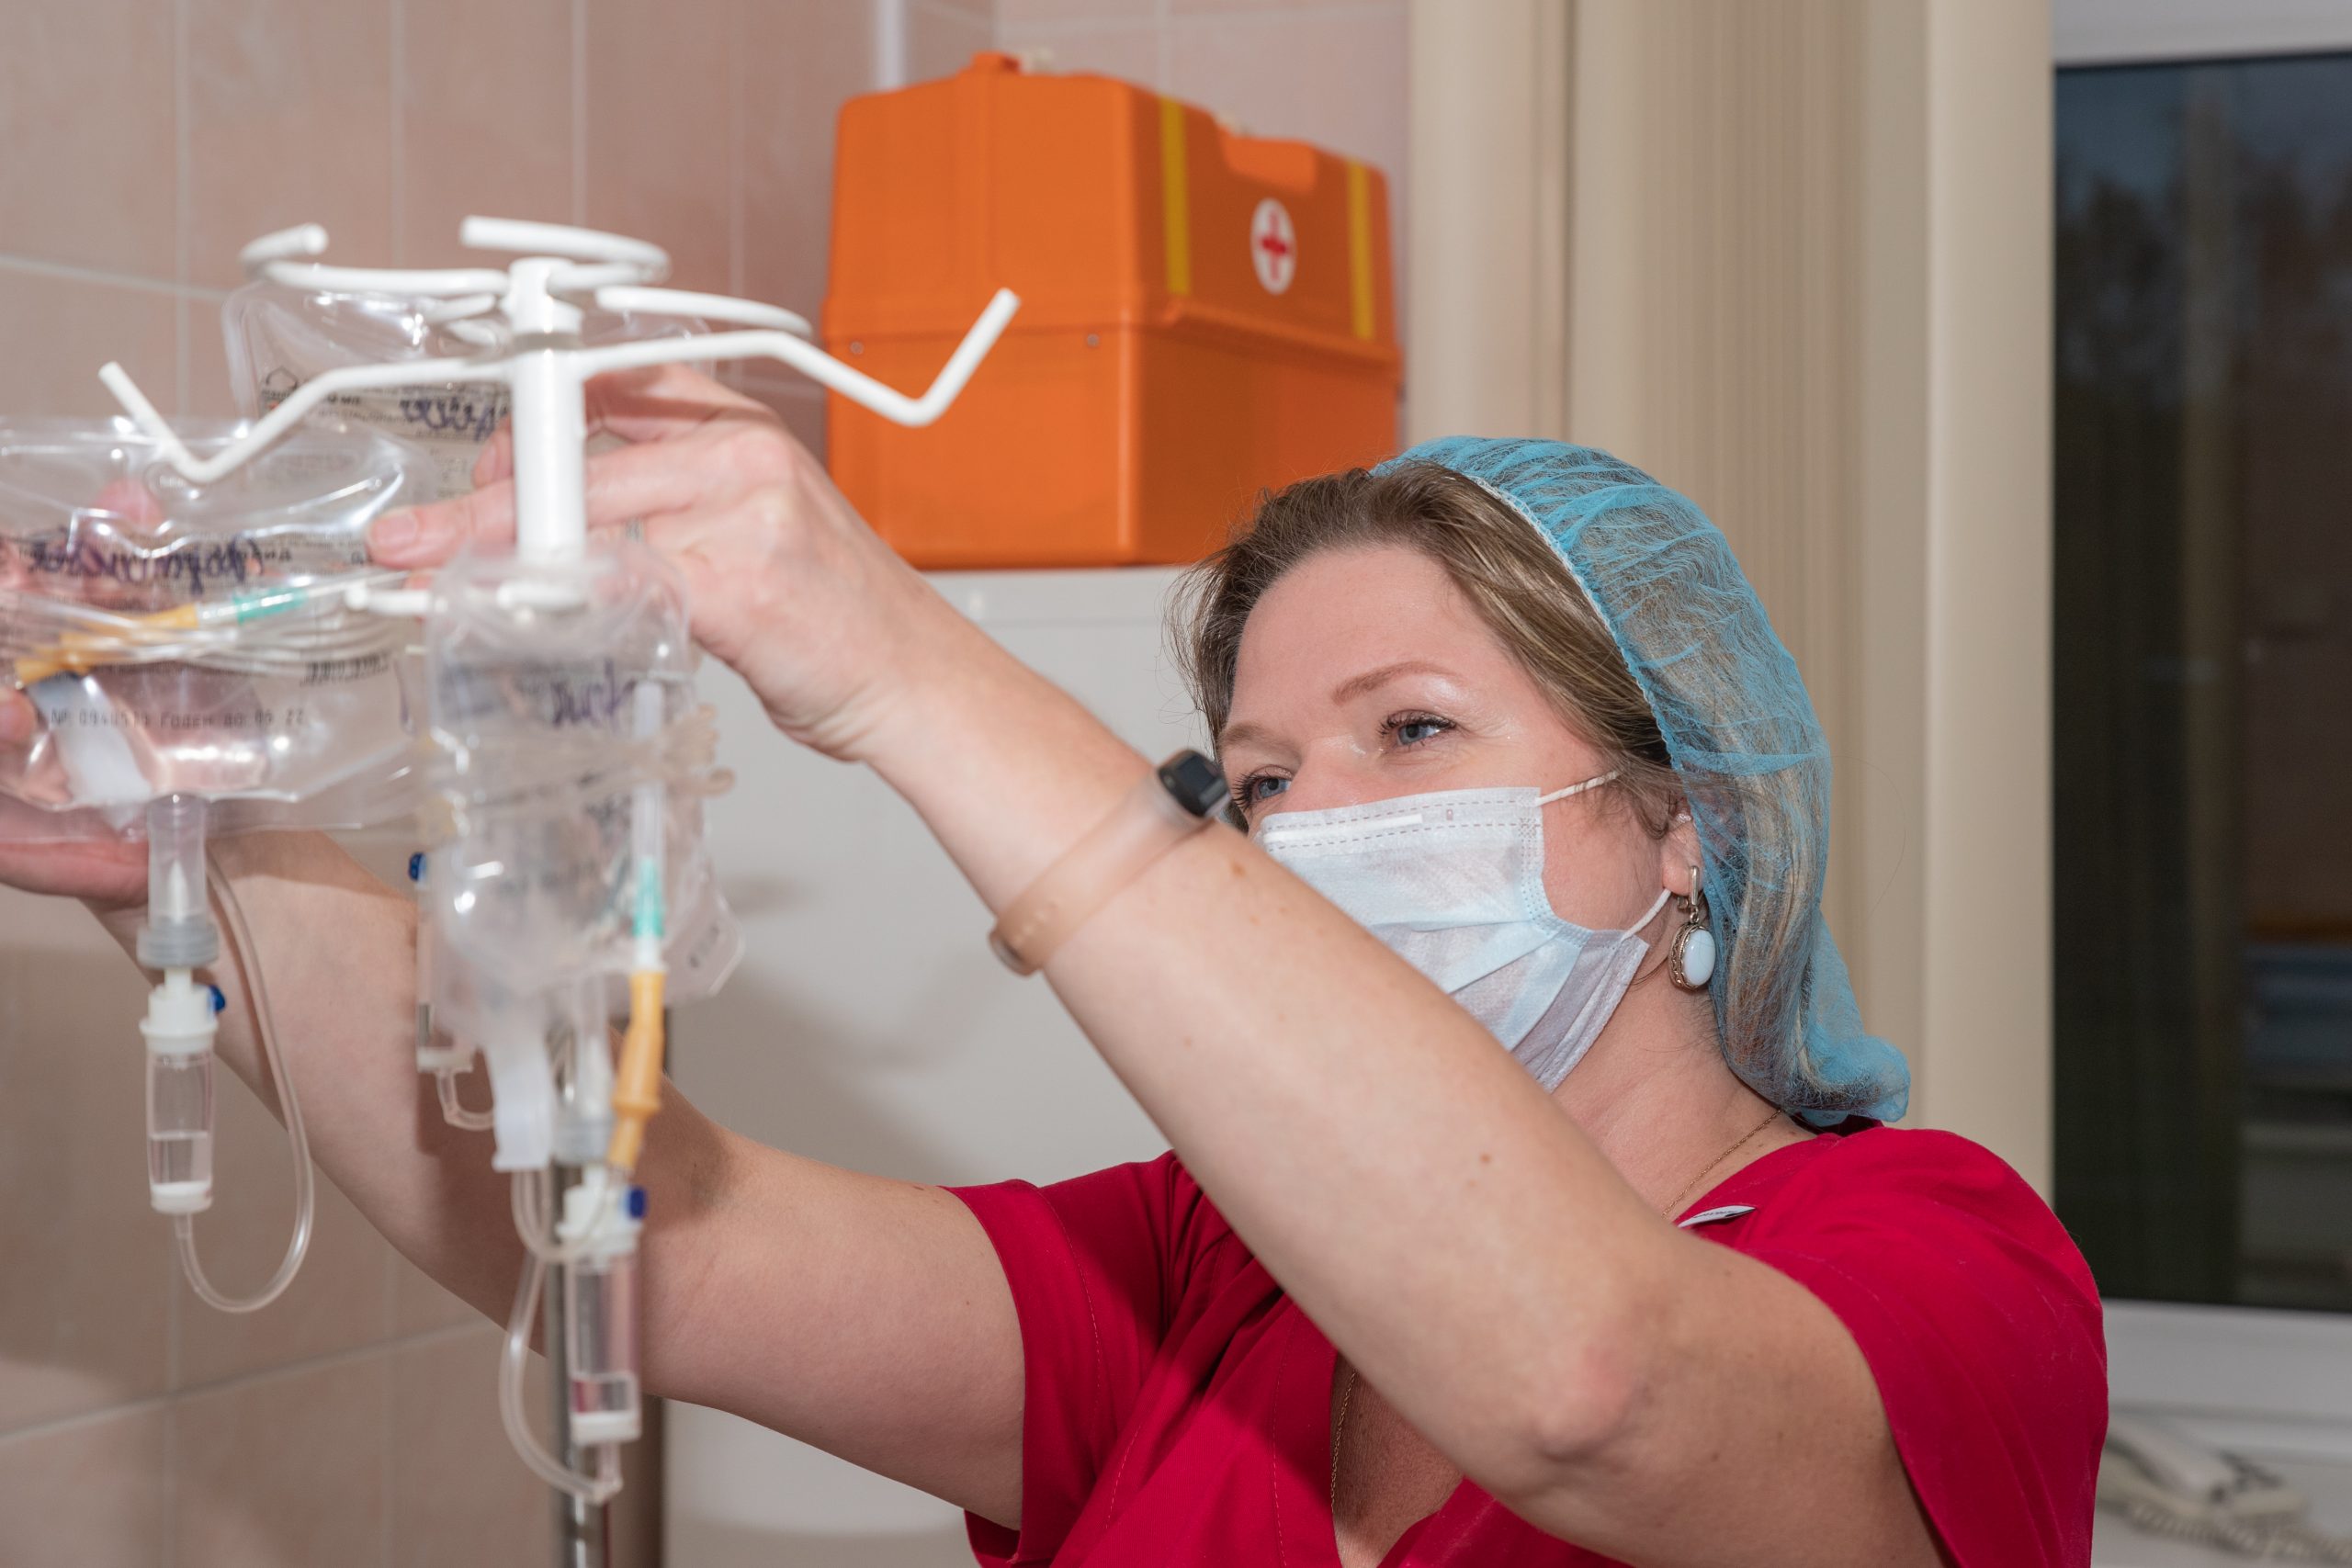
[[422, 539, 741, 1022], [0, 419, 434, 838]]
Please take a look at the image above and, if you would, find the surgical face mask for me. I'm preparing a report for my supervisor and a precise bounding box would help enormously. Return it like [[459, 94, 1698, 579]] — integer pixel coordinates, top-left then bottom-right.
[[1254, 775, 1671, 1090]]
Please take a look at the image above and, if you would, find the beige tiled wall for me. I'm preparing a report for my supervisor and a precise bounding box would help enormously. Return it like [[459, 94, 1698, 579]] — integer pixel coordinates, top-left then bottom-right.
[[0, 2, 990, 1565], [0, 892, 560, 1568]]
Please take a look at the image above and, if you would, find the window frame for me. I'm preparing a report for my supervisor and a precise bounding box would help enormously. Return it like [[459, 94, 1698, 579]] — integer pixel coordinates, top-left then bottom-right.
[[2057, 0, 2352, 1456], [2056, 0, 2352, 67]]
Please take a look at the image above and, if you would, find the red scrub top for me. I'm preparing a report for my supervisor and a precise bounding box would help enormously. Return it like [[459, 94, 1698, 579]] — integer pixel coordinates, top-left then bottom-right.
[[949, 1126, 2106, 1568]]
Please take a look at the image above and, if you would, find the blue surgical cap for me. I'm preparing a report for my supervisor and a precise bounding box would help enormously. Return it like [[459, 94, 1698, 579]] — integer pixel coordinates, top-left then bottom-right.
[[1380, 437, 1909, 1126]]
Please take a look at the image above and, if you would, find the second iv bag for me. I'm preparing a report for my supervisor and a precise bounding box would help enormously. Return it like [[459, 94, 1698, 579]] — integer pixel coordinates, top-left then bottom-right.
[[0, 418, 433, 831]]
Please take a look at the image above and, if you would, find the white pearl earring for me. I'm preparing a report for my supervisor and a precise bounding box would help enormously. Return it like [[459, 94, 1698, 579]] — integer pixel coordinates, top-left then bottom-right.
[[1668, 864, 1715, 992]]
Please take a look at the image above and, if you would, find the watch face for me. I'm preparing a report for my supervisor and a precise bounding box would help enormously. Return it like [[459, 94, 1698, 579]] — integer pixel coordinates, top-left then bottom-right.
[[1159, 750, 1229, 818]]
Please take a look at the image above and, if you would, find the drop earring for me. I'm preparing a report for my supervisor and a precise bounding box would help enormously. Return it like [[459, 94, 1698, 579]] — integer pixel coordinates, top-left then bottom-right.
[[1668, 865, 1715, 992]]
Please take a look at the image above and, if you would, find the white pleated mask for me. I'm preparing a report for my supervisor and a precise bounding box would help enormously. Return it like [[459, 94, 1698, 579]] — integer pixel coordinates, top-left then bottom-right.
[[1255, 773, 1672, 1090]]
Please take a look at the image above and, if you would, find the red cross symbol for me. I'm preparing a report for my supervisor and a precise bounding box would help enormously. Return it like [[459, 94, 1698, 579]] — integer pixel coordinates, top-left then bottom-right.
[[1250, 198, 1296, 295]]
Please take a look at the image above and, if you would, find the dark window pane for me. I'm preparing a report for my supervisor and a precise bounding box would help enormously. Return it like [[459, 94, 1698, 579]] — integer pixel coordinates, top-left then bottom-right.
[[2055, 53, 2352, 1310]]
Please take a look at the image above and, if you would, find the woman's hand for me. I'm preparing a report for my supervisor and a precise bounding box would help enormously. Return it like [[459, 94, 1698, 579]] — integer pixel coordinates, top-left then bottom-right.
[[0, 688, 148, 908], [1, 513, 148, 908], [367, 366, 972, 762]]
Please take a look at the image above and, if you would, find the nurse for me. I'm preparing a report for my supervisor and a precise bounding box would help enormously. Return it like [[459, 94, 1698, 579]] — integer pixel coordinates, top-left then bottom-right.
[[0, 368, 2104, 1567]]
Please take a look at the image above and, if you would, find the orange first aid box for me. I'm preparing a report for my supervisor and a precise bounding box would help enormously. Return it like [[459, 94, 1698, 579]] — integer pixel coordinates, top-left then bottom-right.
[[822, 52, 1401, 569]]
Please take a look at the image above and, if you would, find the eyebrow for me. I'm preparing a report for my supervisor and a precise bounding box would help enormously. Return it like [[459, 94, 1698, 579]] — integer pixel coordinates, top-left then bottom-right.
[[1218, 719, 1278, 755], [1217, 660, 1462, 752], [1329, 660, 1459, 705]]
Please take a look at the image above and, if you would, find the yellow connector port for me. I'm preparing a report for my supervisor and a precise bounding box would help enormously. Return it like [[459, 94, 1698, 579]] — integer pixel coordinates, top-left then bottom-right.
[[605, 969, 667, 1174], [15, 603, 202, 687]]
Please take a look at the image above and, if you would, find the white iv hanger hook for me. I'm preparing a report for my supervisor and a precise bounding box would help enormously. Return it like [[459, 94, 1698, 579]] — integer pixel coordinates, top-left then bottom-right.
[[97, 218, 1019, 556]]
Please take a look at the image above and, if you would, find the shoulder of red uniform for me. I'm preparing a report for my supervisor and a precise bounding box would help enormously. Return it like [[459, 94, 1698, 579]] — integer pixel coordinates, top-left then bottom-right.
[[1734, 1123, 2086, 1266]]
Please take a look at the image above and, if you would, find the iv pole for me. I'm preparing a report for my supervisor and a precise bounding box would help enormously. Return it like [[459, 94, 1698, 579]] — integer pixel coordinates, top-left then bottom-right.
[[549, 1157, 604, 1568], [100, 217, 1019, 1568]]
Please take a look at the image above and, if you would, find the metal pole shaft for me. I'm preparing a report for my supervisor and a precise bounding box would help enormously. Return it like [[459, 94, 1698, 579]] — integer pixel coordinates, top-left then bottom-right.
[[548, 1161, 610, 1568]]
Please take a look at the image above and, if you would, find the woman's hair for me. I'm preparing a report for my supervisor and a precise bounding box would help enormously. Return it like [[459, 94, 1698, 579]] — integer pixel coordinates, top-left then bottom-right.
[[1171, 462, 1682, 836], [1189, 438, 1907, 1123]]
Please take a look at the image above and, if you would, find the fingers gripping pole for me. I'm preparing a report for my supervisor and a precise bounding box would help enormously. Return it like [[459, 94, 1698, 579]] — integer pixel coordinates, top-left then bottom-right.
[[568, 288, 1023, 429]]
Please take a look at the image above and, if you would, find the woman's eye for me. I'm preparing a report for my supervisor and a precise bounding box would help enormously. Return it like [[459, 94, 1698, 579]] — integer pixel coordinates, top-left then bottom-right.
[[1385, 714, 1455, 748], [1240, 773, 1289, 806]]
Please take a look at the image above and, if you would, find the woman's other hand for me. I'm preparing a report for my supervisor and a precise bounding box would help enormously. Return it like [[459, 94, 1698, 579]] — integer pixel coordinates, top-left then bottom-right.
[[365, 367, 967, 762], [0, 687, 147, 908], [0, 478, 167, 908]]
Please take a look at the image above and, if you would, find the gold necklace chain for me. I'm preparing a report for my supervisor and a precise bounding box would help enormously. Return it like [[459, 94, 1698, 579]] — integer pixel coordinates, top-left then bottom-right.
[[1329, 1104, 1786, 1514], [1662, 1104, 1785, 1223]]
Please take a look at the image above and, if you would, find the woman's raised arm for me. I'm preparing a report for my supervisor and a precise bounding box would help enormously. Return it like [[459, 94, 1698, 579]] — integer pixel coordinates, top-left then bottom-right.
[[373, 367, 1943, 1565]]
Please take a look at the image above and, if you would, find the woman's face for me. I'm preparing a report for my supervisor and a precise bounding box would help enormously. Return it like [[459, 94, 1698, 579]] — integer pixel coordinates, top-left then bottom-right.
[[1222, 545, 1691, 932]]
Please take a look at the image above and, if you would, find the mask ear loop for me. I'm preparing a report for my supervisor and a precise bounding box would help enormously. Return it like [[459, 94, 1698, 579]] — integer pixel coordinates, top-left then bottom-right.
[[1534, 767, 1621, 807], [1621, 886, 1683, 990], [1630, 885, 1675, 932], [1536, 765, 1672, 950]]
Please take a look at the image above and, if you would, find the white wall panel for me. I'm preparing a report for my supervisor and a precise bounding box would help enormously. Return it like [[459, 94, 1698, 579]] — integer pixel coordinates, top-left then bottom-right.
[[666, 568, 1195, 1565]]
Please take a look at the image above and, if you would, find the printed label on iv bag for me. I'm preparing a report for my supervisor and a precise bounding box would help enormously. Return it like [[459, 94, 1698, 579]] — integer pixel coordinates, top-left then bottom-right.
[[23, 666, 407, 812], [258, 370, 506, 495]]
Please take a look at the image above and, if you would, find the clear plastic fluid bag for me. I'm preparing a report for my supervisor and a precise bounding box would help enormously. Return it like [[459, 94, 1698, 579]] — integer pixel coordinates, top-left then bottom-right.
[[225, 284, 707, 494], [422, 540, 740, 1036], [0, 419, 435, 837]]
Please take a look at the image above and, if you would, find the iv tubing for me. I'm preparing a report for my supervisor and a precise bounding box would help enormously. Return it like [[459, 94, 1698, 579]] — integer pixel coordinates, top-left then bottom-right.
[[177, 858, 316, 1313], [7, 571, 408, 687], [502, 1237, 622, 1505], [607, 680, 669, 1174]]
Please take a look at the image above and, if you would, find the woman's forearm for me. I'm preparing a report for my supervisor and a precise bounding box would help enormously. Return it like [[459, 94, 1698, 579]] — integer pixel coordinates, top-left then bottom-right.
[[865, 605, 1678, 1495]]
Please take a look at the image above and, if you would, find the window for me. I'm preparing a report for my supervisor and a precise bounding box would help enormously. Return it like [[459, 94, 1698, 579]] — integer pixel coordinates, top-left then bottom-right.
[[2054, 46, 2352, 1310]]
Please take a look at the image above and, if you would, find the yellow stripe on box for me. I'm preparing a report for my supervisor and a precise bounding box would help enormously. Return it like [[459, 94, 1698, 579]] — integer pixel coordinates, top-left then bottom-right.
[[1346, 161, 1375, 340], [1160, 96, 1193, 297]]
